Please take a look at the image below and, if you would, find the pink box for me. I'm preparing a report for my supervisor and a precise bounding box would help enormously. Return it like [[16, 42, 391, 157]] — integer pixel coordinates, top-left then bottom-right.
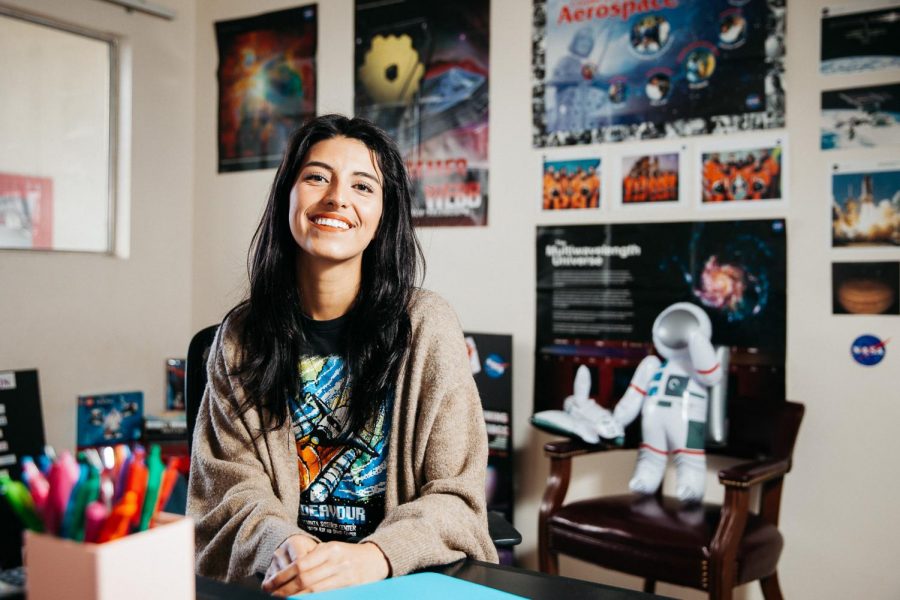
[[24, 513, 195, 600]]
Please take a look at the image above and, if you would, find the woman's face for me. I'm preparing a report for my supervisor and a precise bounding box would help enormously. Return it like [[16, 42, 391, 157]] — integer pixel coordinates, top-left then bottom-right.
[[288, 136, 384, 269]]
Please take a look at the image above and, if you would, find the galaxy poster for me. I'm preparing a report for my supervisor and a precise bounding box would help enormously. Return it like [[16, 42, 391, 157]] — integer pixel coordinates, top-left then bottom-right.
[[76, 391, 144, 449], [464, 332, 514, 527], [832, 164, 900, 247], [355, 0, 489, 227], [621, 151, 679, 204], [700, 141, 784, 204], [534, 219, 786, 414], [820, 3, 900, 75], [821, 83, 900, 150], [215, 5, 317, 173], [543, 158, 601, 210], [0, 173, 52, 250], [832, 261, 900, 315], [532, 0, 786, 147]]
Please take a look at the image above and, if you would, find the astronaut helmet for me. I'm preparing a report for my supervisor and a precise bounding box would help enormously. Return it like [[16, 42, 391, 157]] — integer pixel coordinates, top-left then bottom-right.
[[652, 302, 712, 361], [568, 26, 595, 58]]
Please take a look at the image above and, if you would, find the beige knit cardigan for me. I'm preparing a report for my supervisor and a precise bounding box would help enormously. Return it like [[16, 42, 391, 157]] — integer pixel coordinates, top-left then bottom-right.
[[187, 289, 498, 582]]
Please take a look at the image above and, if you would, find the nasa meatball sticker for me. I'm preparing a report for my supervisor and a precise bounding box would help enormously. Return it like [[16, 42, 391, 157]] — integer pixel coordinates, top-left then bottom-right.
[[483, 354, 509, 379], [851, 334, 889, 366]]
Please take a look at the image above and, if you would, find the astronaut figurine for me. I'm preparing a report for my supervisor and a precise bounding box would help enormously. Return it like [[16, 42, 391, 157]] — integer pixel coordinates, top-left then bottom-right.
[[611, 302, 724, 502]]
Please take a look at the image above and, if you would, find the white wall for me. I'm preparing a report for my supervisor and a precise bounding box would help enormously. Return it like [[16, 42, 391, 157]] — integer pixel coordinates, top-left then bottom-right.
[[193, 1, 900, 598], [5, 0, 895, 598], [0, 0, 196, 447]]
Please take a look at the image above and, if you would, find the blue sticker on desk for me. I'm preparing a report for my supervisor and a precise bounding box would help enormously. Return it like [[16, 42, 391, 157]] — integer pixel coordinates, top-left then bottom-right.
[[850, 334, 888, 366], [484, 354, 509, 379]]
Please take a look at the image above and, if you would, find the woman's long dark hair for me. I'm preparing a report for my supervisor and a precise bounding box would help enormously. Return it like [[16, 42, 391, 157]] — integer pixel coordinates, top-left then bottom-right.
[[229, 114, 424, 436]]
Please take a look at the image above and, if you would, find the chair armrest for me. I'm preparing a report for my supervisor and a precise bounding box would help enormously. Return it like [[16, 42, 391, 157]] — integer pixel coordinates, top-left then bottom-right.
[[543, 438, 617, 459], [718, 457, 791, 488]]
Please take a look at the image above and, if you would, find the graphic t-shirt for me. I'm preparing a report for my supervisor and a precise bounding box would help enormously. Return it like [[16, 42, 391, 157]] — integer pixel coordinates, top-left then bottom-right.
[[287, 314, 392, 542]]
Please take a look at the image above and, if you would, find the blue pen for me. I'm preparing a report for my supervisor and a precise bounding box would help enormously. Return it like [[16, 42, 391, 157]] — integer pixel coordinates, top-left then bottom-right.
[[59, 463, 88, 539], [20, 456, 34, 487], [37, 454, 52, 476]]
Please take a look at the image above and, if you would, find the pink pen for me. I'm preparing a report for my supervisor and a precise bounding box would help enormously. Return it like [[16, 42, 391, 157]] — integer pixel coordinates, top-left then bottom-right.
[[21, 459, 50, 513], [44, 452, 80, 535], [84, 501, 109, 543]]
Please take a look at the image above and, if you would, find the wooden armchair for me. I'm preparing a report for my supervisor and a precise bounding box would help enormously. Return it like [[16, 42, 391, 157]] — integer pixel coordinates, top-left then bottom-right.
[[537, 400, 804, 600]]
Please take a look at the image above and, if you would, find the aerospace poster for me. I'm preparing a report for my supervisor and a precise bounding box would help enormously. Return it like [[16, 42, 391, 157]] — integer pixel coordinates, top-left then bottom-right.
[[216, 5, 317, 173], [832, 261, 900, 315], [820, 3, 900, 75], [534, 219, 786, 414], [832, 163, 900, 247], [355, 0, 490, 226], [542, 158, 601, 210], [532, 0, 786, 147], [821, 83, 900, 150], [0, 173, 52, 250]]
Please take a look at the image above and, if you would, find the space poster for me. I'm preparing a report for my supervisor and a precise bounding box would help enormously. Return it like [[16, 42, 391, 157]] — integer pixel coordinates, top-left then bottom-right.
[[534, 220, 786, 420], [464, 332, 514, 529], [215, 5, 317, 173], [821, 83, 900, 150], [532, 0, 786, 147], [820, 3, 900, 75], [0, 173, 52, 250], [832, 162, 900, 247], [355, 0, 489, 226]]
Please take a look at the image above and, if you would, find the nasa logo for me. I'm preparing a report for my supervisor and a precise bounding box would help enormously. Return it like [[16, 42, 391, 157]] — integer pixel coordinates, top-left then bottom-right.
[[483, 354, 509, 379], [850, 334, 888, 366]]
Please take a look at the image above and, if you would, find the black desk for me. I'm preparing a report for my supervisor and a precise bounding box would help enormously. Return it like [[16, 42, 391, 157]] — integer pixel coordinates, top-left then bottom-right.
[[197, 560, 667, 599]]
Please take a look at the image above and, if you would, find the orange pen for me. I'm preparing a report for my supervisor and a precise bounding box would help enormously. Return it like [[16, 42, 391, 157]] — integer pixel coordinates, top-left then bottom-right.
[[125, 460, 148, 528], [96, 491, 138, 543], [153, 458, 180, 520]]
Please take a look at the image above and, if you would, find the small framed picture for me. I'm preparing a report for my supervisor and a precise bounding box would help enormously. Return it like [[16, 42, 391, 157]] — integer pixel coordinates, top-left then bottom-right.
[[611, 142, 687, 209], [542, 157, 602, 211], [831, 160, 900, 248], [697, 134, 787, 207]]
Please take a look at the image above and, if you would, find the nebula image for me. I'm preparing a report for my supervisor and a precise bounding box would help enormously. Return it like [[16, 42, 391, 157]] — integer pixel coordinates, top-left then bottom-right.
[[665, 232, 774, 323]]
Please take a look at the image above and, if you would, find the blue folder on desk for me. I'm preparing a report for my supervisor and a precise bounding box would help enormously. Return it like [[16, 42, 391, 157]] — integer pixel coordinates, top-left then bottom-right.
[[295, 572, 526, 599]]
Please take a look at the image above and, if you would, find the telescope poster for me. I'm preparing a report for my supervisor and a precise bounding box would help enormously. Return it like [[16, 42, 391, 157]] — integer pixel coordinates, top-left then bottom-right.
[[821, 83, 900, 150], [820, 3, 900, 75], [534, 219, 786, 413], [215, 5, 317, 173], [355, 0, 490, 227], [531, 0, 786, 147]]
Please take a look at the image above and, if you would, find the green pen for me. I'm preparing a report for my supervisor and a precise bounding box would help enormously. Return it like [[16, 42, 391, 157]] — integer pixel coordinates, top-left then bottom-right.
[[138, 444, 164, 532], [71, 464, 101, 542], [0, 474, 44, 532]]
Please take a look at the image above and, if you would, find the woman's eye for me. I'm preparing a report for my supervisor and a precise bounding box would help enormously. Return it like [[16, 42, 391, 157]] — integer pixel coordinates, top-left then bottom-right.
[[304, 173, 327, 182], [354, 182, 374, 193]]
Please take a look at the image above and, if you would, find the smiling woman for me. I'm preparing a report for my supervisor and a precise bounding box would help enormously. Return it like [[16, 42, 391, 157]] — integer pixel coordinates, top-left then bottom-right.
[[187, 114, 497, 596]]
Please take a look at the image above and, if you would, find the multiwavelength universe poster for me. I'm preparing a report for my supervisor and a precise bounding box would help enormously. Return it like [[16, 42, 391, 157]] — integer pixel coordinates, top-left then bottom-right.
[[216, 5, 317, 173], [820, 3, 900, 75], [355, 0, 489, 226], [534, 219, 786, 413], [532, 0, 786, 147], [821, 83, 900, 150]]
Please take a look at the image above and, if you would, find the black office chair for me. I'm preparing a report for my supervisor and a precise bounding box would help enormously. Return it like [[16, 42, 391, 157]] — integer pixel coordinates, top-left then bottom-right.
[[184, 325, 521, 550]]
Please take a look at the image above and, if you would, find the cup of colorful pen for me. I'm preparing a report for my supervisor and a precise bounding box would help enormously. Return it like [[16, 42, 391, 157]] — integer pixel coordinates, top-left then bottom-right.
[[0, 443, 181, 544]]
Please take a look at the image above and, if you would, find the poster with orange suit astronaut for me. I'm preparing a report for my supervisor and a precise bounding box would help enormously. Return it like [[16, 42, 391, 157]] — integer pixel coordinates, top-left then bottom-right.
[[699, 139, 785, 204]]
